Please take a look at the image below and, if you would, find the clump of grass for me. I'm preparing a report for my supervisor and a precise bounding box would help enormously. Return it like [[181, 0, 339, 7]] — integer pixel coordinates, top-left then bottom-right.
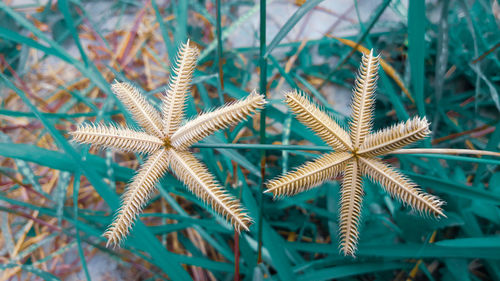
[[0, 1, 499, 281]]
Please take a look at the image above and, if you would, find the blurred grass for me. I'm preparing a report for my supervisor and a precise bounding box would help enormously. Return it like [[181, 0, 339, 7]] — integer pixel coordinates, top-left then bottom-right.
[[0, 0, 499, 280]]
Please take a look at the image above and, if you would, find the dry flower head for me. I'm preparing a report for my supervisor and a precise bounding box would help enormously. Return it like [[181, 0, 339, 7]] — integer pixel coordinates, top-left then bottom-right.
[[71, 40, 266, 246], [265, 50, 445, 256]]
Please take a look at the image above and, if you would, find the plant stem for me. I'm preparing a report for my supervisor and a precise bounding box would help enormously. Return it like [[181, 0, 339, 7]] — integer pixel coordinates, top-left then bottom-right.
[[392, 148, 500, 157], [234, 231, 240, 281], [257, 0, 267, 264], [193, 143, 500, 157], [234, 160, 242, 281], [193, 143, 330, 151], [215, 0, 224, 93]]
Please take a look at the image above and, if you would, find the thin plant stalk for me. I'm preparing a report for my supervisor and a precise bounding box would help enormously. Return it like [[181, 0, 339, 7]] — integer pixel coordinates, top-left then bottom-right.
[[215, 0, 225, 94], [257, 0, 267, 264], [392, 148, 500, 157], [234, 160, 242, 281], [234, 231, 240, 281], [193, 143, 500, 158]]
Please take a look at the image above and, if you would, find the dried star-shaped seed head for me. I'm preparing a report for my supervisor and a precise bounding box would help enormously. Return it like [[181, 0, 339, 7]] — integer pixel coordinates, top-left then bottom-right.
[[265, 50, 445, 257], [71, 40, 266, 247]]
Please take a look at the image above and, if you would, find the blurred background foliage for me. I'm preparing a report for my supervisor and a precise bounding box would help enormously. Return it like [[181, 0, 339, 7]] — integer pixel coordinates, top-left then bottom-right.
[[0, 0, 499, 280]]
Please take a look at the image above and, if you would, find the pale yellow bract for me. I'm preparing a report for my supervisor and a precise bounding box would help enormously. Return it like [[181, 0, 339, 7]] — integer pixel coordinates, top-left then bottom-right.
[[265, 50, 445, 257], [71, 41, 266, 247]]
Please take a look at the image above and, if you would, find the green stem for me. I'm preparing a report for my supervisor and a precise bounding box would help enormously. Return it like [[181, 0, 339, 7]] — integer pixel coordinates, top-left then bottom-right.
[[192, 143, 330, 151], [215, 0, 225, 98], [257, 0, 267, 264], [192, 144, 500, 164]]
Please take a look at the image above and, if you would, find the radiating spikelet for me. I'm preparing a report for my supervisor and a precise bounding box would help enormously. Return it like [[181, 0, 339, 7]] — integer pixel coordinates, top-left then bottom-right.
[[171, 92, 266, 150], [359, 116, 430, 157], [162, 40, 200, 137], [339, 159, 364, 256], [265, 152, 351, 197], [111, 82, 163, 137], [359, 157, 445, 217], [285, 90, 352, 151], [169, 150, 252, 231], [70, 123, 163, 153], [104, 149, 170, 246], [349, 50, 379, 148]]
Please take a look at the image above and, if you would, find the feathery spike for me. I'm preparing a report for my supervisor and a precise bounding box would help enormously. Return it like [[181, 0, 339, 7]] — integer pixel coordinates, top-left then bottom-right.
[[339, 159, 364, 256], [359, 157, 445, 217], [359, 116, 430, 157], [111, 82, 163, 137], [104, 149, 170, 246], [70, 123, 163, 153], [349, 50, 379, 149], [162, 40, 200, 137], [169, 150, 252, 232], [285, 90, 352, 151], [171, 91, 266, 150], [265, 152, 351, 197]]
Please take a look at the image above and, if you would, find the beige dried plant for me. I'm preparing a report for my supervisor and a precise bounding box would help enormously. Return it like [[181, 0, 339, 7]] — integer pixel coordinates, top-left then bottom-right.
[[265, 50, 445, 256], [71, 41, 266, 246]]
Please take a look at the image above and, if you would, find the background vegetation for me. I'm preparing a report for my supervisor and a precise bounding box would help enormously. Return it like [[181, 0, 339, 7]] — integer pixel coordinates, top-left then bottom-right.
[[0, 0, 499, 280]]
